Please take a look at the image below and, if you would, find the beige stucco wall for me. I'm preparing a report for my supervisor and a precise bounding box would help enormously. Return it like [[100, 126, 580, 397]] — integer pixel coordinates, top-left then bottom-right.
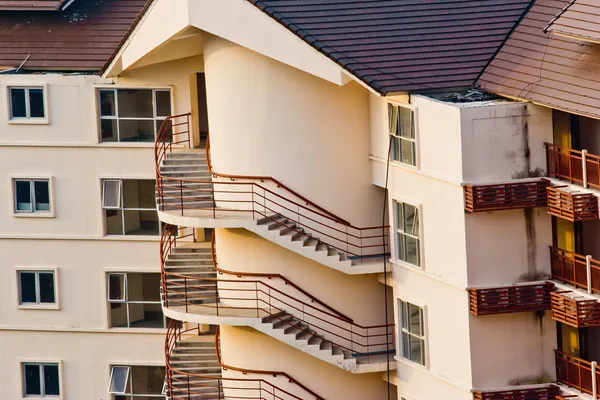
[[215, 228, 389, 326], [203, 35, 384, 227], [0, 330, 164, 400], [220, 326, 394, 400]]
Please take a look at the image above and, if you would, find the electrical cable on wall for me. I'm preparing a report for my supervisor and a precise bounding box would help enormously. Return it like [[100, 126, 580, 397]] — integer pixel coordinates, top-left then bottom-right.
[[382, 96, 397, 400]]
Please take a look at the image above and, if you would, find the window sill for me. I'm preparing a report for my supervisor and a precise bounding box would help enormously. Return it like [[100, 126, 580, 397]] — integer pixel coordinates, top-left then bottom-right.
[[390, 258, 422, 271], [395, 356, 429, 372], [108, 328, 167, 334], [12, 212, 55, 218], [8, 118, 49, 125], [95, 142, 156, 148], [100, 235, 160, 242], [18, 304, 60, 311]]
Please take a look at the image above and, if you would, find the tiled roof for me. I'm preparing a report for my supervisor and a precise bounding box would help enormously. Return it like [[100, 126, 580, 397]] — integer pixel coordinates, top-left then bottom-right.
[[0, 0, 69, 11], [247, 0, 535, 94], [0, 0, 149, 71], [477, 0, 600, 119], [545, 0, 600, 44]]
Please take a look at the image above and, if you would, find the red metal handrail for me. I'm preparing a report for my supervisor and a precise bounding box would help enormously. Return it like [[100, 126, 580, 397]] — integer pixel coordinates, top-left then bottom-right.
[[546, 142, 600, 190], [160, 226, 395, 358], [555, 350, 600, 398], [154, 113, 390, 264], [165, 320, 324, 400], [550, 246, 600, 294]]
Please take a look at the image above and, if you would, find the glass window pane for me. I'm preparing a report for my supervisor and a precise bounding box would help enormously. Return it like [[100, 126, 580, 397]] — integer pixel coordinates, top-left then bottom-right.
[[29, 88, 45, 118], [19, 272, 37, 303], [101, 119, 118, 142], [24, 364, 41, 395], [110, 302, 129, 328], [15, 180, 32, 212], [155, 90, 171, 117], [100, 90, 117, 117], [137, 180, 156, 209], [43, 364, 60, 395], [396, 203, 403, 233], [397, 232, 405, 261], [34, 181, 50, 211], [103, 180, 122, 209], [39, 272, 55, 303], [408, 335, 424, 365], [105, 209, 124, 235], [401, 138, 415, 166], [391, 137, 400, 162], [403, 204, 419, 237], [141, 274, 161, 302], [109, 366, 130, 394], [118, 89, 153, 118], [408, 304, 422, 335], [131, 366, 166, 395], [128, 303, 164, 328], [388, 104, 398, 135], [124, 210, 158, 236], [108, 273, 126, 301], [401, 332, 410, 361], [10, 88, 26, 118], [403, 236, 420, 266], [399, 107, 413, 138], [119, 119, 155, 142]]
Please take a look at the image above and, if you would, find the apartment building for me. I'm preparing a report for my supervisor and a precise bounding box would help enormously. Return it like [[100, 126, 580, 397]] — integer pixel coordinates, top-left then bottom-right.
[[6, 0, 600, 399]]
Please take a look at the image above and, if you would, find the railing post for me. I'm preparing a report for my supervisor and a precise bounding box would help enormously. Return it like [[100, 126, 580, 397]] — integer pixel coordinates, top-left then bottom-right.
[[187, 374, 191, 400], [256, 282, 259, 318], [588, 255, 594, 294], [184, 277, 188, 313], [583, 149, 589, 189], [593, 360, 598, 399], [179, 180, 184, 216]]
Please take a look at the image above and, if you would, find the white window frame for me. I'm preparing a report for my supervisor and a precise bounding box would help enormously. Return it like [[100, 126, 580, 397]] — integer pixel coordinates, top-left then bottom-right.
[[97, 87, 173, 143], [101, 178, 158, 236], [20, 360, 63, 399], [108, 366, 131, 395], [393, 200, 422, 268], [107, 364, 167, 399], [106, 272, 165, 329], [11, 176, 55, 218], [16, 267, 60, 310], [398, 299, 428, 368], [7, 84, 50, 125], [387, 101, 419, 168]]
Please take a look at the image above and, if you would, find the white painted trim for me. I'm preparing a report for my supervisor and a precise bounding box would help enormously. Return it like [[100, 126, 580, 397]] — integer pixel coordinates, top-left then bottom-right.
[[0, 326, 165, 334], [395, 296, 430, 370], [14, 266, 60, 310], [18, 359, 64, 399], [5, 83, 50, 125], [9, 175, 55, 218], [389, 198, 424, 271]]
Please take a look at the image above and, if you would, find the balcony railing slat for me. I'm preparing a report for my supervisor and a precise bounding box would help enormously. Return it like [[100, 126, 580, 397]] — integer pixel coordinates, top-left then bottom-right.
[[465, 180, 550, 213], [468, 283, 553, 316], [550, 291, 600, 328], [472, 385, 559, 400], [547, 186, 598, 222]]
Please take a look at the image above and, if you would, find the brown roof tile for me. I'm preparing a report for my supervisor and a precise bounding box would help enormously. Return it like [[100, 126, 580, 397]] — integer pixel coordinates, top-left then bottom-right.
[[477, 0, 600, 119], [0, 0, 68, 11], [247, 0, 535, 94], [545, 0, 600, 44], [0, 0, 149, 71]]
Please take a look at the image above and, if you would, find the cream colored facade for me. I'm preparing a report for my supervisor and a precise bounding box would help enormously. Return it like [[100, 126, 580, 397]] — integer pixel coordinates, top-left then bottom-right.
[[5, 2, 593, 400]]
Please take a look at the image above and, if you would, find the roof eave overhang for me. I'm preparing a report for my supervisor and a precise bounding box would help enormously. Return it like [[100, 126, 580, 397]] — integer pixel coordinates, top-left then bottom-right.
[[550, 30, 600, 45], [104, 0, 357, 89]]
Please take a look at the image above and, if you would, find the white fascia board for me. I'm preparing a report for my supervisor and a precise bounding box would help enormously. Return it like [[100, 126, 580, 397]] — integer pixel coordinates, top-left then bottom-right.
[[188, 0, 347, 86], [104, 0, 191, 77]]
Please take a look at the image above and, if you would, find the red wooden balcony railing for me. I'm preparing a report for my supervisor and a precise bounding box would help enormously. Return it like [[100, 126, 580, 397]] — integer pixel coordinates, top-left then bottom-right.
[[550, 291, 600, 328], [468, 283, 553, 316], [555, 350, 600, 398], [546, 143, 600, 190], [165, 321, 325, 400], [160, 226, 395, 361], [547, 186, 598, 222], [472, 385, 559, 400], [550, 246, 600, 295], [154, 114, 390, 265], [464, 180, 550, 212]]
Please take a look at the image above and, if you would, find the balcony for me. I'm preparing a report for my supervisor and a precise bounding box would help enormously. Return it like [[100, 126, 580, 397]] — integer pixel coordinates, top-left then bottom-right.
[[550, 247, 600, 295], [472, 385, 559, 400], [464, 180, 550, 213], [468, 283, 553, 316], [555, 350, 600, 398], [546, 143, 600, 190], [547, 186, 598, 222], [550, 291, 600, 328]]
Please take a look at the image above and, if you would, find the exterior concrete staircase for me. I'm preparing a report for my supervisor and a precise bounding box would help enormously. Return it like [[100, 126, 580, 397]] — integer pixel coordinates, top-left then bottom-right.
[[169, 337, 223, 399], [258, 311, 391, 374], [163, 245, 218, 307], [159, 151, 214, 211]]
